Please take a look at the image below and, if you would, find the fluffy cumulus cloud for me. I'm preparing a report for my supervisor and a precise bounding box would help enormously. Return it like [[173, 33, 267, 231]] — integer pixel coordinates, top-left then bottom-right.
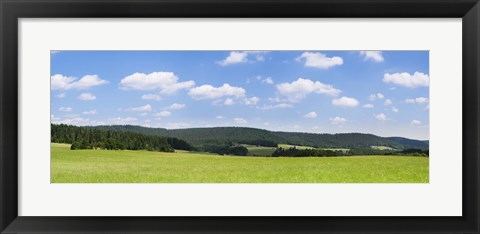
[[363, 104, 374, 108], [276, 78, 340, 102], [369, 93, 384, 101], [415, 97, 428, 103], [216, 51, 267, 66], [224, 98, 235, 106], [243, 97, 260, 106], [154, 110, 171, 117], [375, 113, 387, 121], [59, 107, 72, 112], [411, 120, 422, 125], [216, 115, 225, 119], [168, 103, 185, 110], [141, 94, 162, 101], [296, 52, 343, 69], [330, 116, 347, 125], [304, 111, 318, 119], [359, 51, 384, 62], [384, 99, 392, 105], [188, 84, 245, 100], [392, 107, 399, 113], [383, 72, 429, 88], [56, 93, 66, 98], [51, 74, 108, 90], [126, 104, 152, 112], [332, 96, 359, 107], [256, 103, 293, 110], [108, 117, 137, 125], [51, 116, 102, 126], [82, 109, 96, 115], [77, 93, 96, 101], [405, 97, 429, 104], [120, 72, 195, 94], [261, 77, 274, 84], [234, 118, 248, 124], [216, 52, 249, 66]]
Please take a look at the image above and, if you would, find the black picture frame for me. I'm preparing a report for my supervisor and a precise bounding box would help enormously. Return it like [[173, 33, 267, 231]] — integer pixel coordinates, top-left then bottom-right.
[[1, 0, 479, 233]]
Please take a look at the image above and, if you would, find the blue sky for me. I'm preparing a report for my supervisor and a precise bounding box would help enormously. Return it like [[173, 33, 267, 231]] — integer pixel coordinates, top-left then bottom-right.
[[51, 51, 429, 140]]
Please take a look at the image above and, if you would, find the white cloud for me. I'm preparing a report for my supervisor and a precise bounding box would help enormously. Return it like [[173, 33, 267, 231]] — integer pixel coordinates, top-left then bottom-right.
[[51, 74, 76, 90], [51, 114, 61, 122], [216, 51, 267, 66], [415, 97, 429, 103], [154, 111, 171, 117], [56, 93, 66, 98], [255, 54, 265, 62], [216, 52, 249, 66], [234, 118, 248, 124], [51, 74, 108, 90], [188, 84, 245, 100], [375, 113, 387, 121], [276, 78, 340, 102], [384, 99, 392, 105], [368, 93, 384, 101], [108, 117, 137, 125], [332, 96, 359, 107], [330, 116, 347, 125], [58, 107, 72, 112], [261, 77, 274, 84], [120, 72, 195, 94], [296, 52, 343, 69], [68, 75, 108, 90], [359, 51, 384, 62], [304, 111, 318, 119], [82, 109, 96, 115], [392, 107, 399, 112], [141, 94, 162, 101], [383, 72, 430, 88], [224, 98, 235, 106], [78, 93, 96, 101], [52, 116, 101, 126], [256, 103, 293, 110], [216, 115, 225, 119], [126, 104, 152, 112], [243, 96, 260, 106], [411, 120, 422, 125], [405, 97, 429, 104], [363, 104, 374, 108], [168, 103, 185, 110]]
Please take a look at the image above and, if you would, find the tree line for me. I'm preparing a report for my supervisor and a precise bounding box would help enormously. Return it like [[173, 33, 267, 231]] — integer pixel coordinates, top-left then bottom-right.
[[271, 147, 429, 157], [89, 125, 428, 150], [51, 124, 193, 152]]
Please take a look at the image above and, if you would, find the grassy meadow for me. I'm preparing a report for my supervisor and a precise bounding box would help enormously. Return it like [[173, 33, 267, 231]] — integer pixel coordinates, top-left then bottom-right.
[[51, 143, 429, 183]]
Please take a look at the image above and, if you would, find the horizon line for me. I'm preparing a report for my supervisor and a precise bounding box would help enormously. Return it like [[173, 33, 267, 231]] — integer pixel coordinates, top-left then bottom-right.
[[50, 123, 429, 141]]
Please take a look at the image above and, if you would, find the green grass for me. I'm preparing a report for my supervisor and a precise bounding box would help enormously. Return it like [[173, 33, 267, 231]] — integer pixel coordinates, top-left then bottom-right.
[[51, 143, 429, 183]]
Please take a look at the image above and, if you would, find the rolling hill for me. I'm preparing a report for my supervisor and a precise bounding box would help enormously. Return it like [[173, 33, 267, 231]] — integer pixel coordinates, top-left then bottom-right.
[[89, 125, 429, 150]]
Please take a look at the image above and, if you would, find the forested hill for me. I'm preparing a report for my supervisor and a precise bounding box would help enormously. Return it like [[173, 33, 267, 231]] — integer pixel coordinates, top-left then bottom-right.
[[51, 124, 193, 152], [90, 125, 429, 150]]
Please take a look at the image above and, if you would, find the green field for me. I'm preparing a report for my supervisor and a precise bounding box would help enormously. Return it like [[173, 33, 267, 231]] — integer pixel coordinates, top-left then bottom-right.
[[371, 146, 396, 150], [51, 143, 429, 183]]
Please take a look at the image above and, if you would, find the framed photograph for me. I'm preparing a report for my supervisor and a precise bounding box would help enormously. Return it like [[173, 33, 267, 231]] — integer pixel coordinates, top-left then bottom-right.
[[1, 0, 479, 233]]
